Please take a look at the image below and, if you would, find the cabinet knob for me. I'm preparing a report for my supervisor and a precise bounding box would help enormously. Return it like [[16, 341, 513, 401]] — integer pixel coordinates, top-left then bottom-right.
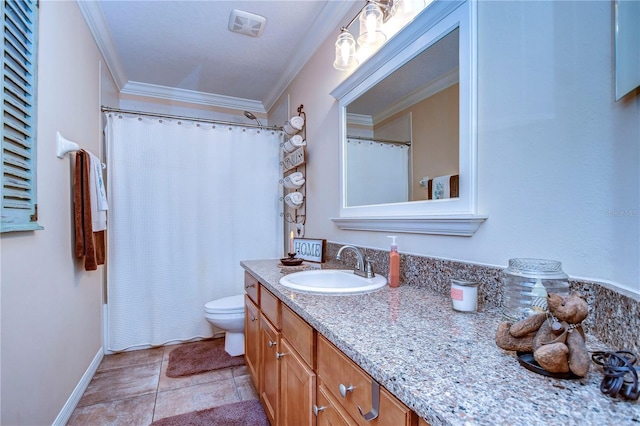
[[339, 383, 354, 398], [276, 352, 286, 360], [313, 405, 326, 416], [268, 340, 276, 348], [251, 316, 258, 322]]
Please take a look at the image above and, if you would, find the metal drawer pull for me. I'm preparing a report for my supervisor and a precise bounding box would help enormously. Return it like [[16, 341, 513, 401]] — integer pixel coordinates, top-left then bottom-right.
[[339, 383, 354, 398], [313, 405, 326, 416], [276, 352, 286, 360], [268, 340, 276, 348], [357, 380, 380, 422], [245, 282, 256, 289]]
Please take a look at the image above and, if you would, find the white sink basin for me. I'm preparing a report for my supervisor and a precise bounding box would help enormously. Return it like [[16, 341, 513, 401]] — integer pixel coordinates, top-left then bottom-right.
[[279, 269, 387, 294]]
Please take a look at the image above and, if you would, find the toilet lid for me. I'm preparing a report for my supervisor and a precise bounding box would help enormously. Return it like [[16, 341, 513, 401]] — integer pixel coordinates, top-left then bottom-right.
[[204, 294, 245, 314]]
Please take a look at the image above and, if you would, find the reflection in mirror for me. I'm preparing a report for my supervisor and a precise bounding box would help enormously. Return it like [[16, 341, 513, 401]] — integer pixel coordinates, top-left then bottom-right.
[[345, 28, 459, 207]]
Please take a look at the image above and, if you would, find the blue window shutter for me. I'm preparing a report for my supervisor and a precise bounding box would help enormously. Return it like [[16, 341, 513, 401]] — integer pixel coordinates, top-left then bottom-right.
[[2, 0, 42, 232]]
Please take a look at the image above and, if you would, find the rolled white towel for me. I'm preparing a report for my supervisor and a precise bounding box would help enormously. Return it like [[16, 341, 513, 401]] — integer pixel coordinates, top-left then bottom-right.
[[283, 135, 306, 153], [283, 172, 305, 189], [284, 191, 304, 208], [289, 115, 304, 130], [283, 115, 305, 136]]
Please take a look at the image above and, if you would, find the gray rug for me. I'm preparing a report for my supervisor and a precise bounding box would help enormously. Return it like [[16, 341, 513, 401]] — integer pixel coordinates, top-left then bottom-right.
[[151, 399, 268, 426], [166, 338, 244, 378]]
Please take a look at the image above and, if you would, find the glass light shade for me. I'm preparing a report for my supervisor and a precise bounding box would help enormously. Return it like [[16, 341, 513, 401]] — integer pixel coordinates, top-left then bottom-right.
[[357, 3, 387, 47], [333, 31, 359, 70]]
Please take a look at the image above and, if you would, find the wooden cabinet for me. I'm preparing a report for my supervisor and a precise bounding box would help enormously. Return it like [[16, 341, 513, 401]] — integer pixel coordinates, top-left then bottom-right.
[[244, 295, 260, 390], [316, 383, 355, 426], [243, 271, 416, 426], [317, 335, 417, 426], [245, 272, 259, 304], [279, 338, 316, 426], [281, 303, 314, 367], [260, 314, 280, 425]]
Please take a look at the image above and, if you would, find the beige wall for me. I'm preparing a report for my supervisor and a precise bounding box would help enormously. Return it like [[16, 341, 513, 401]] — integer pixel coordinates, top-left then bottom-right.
[[274, 1, 640, 295], [410, 83, 459, 200], [375, 84, 460, 201], [1, 2, 105, 424]]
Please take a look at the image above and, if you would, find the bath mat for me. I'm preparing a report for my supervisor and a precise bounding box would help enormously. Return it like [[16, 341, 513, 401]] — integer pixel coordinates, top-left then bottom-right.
[[166, 338, 244, 378], [151, 399, 268, 426]]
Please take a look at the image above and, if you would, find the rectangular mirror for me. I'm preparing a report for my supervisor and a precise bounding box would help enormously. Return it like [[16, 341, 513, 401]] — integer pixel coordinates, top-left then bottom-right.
[[345, 27, 459, 206], [331, 0, 486, 236]]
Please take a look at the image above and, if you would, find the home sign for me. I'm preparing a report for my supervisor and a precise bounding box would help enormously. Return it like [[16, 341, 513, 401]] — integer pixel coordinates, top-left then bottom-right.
[[293, 238, 325, 263]]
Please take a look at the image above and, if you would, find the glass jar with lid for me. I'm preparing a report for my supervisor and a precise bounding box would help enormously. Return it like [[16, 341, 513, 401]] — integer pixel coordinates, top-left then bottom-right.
[[502, 258, 570, 322]]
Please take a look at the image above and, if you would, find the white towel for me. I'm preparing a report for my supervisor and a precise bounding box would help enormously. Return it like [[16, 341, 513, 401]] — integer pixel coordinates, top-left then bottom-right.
[[284, 191, 304, 208], [432, 175, 452, 200], [283, 135, 306, 153], [88, 151, 108, 231], [283, 171, 305, 189], [289, 116, 304, 130]]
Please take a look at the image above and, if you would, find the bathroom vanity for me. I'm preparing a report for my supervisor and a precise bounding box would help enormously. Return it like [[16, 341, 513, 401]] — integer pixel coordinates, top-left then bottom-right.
[[244, 270, 415, 425], [241, 259, 640, 425]]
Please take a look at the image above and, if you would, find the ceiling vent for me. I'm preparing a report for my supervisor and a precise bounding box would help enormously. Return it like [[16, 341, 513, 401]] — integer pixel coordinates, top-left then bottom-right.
[[228, 9, 267, 38]]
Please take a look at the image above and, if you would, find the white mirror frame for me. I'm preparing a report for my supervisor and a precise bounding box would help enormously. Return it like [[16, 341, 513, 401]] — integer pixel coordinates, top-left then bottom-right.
[[331, 0, 486, 236]]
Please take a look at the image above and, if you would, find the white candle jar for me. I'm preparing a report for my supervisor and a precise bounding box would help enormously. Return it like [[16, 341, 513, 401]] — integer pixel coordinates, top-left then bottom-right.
[[450, 279, 479, 312]]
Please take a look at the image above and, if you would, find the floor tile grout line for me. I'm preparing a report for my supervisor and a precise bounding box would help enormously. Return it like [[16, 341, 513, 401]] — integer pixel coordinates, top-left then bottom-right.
[[151, 349, 167, 423]]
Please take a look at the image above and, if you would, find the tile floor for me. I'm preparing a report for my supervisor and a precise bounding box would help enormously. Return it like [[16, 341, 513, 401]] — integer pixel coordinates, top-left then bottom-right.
[[67, 339, 258, 425]]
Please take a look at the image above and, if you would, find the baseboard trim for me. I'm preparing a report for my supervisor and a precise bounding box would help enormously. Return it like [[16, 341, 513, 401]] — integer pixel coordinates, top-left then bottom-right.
[[52, 347, 104, 426]]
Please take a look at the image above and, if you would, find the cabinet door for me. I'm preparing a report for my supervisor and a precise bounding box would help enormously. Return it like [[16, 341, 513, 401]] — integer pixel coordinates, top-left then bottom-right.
[[260, 315, 280, 426], [316, 382, 357, 426], [245, 295, 260, 390], [244, 272, 259, 304], [279, 338, 316, 426], [317, 335, 416, 426]]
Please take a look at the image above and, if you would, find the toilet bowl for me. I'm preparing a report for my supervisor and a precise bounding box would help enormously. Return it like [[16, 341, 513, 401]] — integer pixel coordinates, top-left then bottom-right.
[[204, 294, 245, 356]]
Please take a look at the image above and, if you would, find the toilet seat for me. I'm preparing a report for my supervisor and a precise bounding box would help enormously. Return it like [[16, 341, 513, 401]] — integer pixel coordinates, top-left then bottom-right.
[[204, 294, 244, 314]]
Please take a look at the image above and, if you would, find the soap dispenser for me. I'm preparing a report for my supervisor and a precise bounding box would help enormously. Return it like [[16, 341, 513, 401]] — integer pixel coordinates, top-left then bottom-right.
[[387, 236, 400, 288]]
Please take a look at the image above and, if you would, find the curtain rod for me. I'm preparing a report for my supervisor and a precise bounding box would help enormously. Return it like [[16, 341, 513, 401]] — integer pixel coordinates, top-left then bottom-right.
[[100, 106, 283, 132], [346, 135, 411, 146]]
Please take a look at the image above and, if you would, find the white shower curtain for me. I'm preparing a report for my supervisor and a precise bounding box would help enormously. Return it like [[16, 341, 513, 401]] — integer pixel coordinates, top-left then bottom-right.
[[105, 113, 282, 351], [346, 139, 409, 206]]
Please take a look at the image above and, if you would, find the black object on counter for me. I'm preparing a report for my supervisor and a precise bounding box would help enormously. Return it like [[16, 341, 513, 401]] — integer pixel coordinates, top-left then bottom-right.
[[591, 351, 639, 400], [516, 352, 580, 380]]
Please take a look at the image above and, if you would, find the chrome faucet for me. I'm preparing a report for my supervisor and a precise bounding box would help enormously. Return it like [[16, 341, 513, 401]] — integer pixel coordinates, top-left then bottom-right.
[[336, 245, 375, 278]]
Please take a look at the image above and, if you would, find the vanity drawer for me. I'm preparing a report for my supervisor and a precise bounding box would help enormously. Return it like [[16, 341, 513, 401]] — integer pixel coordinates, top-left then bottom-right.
[[244, 272, 259, 304], [317, 335, 415, 426], [281, 303, 315, 367], [260, 285, 281, 329]]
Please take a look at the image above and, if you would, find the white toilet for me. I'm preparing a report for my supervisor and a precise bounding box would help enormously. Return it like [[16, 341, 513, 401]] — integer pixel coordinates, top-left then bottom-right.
[[204, 294, 245, 356]]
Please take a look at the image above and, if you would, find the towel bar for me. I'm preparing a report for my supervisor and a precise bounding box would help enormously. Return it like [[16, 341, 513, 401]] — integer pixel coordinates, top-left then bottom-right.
[[56, 132, 105, 169]]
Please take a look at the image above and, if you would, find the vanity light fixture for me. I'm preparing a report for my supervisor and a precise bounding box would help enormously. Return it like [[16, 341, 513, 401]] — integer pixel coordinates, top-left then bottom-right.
[[333, 0, 427, 70], [358, 2, 387, 47], [334, 29, 359, 70]]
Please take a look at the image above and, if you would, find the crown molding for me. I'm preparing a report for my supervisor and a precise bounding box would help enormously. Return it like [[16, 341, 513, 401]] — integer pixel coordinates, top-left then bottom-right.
[[346, 113, 373, 127], [372, 68, 458, 124], [262, 1, 354, 111], [76, 0, 128, 91], [121, 81, 266, 113], [79, 0, 353, 113]]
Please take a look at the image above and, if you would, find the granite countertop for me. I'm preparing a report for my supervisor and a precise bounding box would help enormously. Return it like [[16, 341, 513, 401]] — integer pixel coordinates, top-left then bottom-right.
[[241, 259, 640, 426]]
